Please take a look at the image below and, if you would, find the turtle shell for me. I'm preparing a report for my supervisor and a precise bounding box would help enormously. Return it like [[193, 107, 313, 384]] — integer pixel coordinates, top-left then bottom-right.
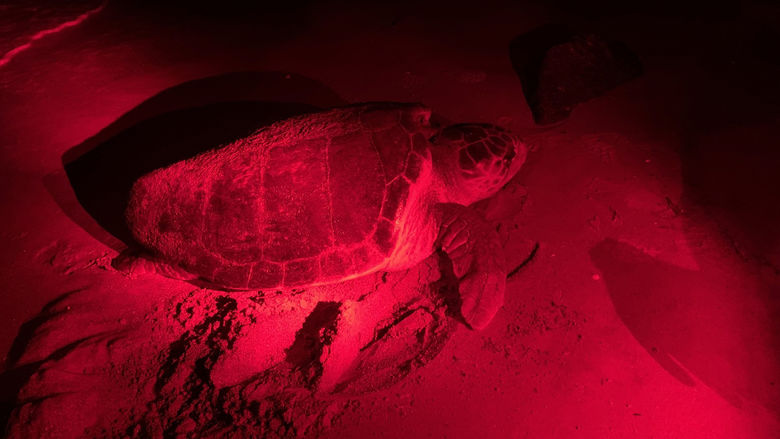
[[125, 103, 434, 290]]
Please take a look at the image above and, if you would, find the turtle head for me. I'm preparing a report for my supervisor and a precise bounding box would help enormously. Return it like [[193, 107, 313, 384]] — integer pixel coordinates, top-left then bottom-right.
[[431, 124, 527, 205]]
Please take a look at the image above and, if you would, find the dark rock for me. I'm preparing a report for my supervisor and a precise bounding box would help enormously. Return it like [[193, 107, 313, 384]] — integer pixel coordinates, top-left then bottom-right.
[[510, 24, 643, 124]]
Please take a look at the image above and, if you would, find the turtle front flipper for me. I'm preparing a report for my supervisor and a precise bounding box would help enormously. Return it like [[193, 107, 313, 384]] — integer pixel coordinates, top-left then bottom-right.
[[434, 203, 506, 330], [112, 249, 197, 281]]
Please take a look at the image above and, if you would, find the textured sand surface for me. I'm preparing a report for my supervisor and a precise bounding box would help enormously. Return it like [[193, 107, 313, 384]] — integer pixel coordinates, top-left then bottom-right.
[[1, 1, 778, 437]]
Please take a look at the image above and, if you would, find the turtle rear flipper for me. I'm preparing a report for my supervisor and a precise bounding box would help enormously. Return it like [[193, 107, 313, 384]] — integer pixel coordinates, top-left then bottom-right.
[[112, 249, 197, 281], [435, 203, 506, 330]]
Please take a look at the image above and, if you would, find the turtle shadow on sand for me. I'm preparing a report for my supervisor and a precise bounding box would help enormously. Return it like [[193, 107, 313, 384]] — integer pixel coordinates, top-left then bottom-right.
[[45, 71, 347, 251], [590, 239, 780, 418], [589, 66, 780, 420]]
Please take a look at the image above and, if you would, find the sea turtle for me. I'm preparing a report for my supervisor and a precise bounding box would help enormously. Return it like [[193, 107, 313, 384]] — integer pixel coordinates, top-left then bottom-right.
[[114, 103, 527, 330]]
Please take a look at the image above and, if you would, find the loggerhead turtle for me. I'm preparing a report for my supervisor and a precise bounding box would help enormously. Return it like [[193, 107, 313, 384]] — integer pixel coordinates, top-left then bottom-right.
[[114, 103, 527, 330]]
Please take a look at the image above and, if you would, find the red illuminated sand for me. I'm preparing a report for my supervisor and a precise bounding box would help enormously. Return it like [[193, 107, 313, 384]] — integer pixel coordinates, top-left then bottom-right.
[[1, 2, 779, 439]]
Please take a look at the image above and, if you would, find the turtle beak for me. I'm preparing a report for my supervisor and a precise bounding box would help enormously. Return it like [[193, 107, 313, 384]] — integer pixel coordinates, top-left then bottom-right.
[[507, 136, 528, 177]]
